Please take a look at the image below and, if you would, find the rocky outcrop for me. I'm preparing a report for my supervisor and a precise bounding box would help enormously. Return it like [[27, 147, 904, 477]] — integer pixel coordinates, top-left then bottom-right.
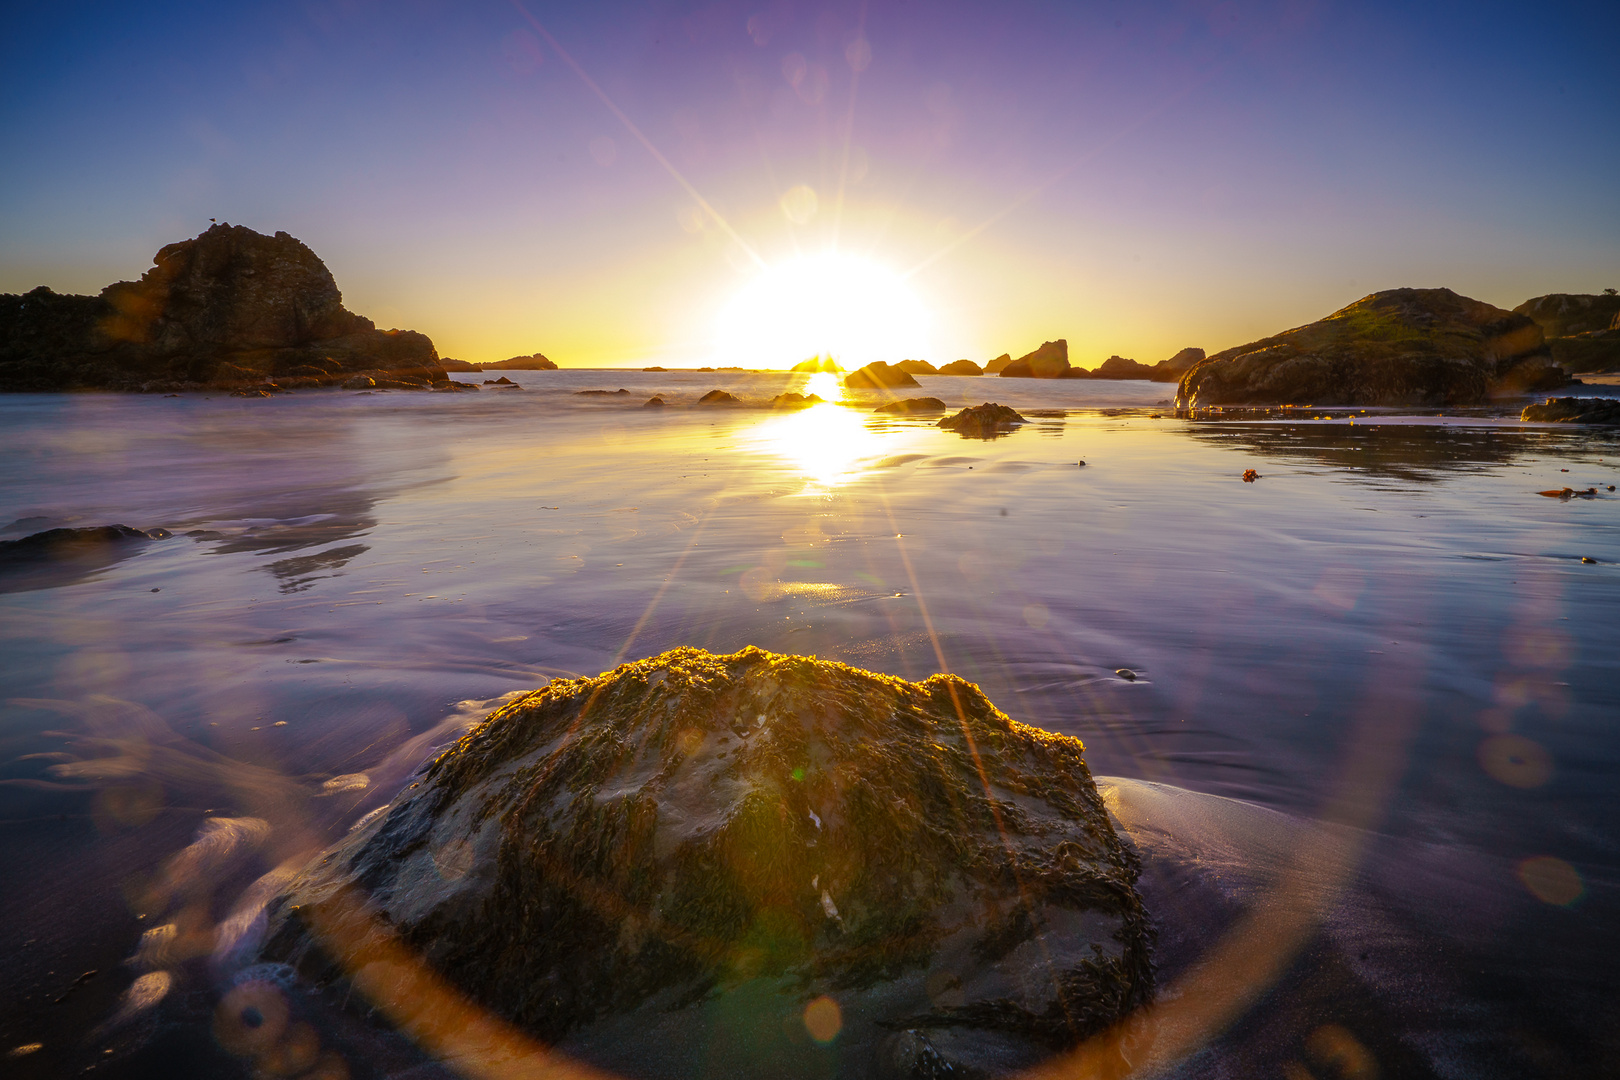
[[483, 353, 557, 370], [844, 362, 920, 389], [1515, 294, 1620, 373], [1091, 355, 1154, 380], [1521, 396, 1620, 424], [999, 341, 1069, 379], [938, 359, 983, 376], [874, 397, 946, 414], [1149, 348, 1203, 382], [0, 224, 446, 392], [1515, 293, 1620, 339], [894, 359, 938, 375], [1176, 288, 1568, 408], [260, 648, 1151, 1077], [439, 357, 480, 372], [984, 353, 1013, 374], [938, 403, 1027, 438]]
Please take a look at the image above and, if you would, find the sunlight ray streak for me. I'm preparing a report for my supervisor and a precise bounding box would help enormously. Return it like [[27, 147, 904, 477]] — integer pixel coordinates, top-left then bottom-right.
[[510, 0, 766, 270]]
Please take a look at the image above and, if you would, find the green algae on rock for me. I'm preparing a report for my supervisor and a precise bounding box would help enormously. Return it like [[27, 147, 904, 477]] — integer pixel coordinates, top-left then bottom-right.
[[1176, 287, 1568, 407], [261, 647, 1151, 1077]]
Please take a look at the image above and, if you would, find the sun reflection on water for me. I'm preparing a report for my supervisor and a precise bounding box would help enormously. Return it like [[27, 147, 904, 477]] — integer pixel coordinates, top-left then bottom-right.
[[746, 391, 921, 487]]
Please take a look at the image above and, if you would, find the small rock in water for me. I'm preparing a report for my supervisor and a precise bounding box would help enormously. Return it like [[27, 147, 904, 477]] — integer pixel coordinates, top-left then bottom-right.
[[696, 389, 740, 405], [1115, 668, 1137, 681], [1582, 556, 1597, 564], [937, 402, 1026, 439], [874, 397, 946, 414], [1242, 469, 1261, 482], [260, 647, 1152, 1076], [643, 395, 666, 408]]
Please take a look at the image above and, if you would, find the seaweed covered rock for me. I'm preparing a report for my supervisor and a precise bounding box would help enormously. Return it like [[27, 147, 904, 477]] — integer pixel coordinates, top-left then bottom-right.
[[844, 362, 920, 390], [939, 403, 1027, 439], [1521, 397, 1620, 424], [1176, 288, 1567, 407], [0, 224, 446, 392], [260, 648, 1151, 1078]]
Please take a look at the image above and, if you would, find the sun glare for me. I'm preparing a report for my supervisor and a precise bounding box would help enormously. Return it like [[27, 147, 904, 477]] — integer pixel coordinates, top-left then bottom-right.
[[715, 252, 932, 369]]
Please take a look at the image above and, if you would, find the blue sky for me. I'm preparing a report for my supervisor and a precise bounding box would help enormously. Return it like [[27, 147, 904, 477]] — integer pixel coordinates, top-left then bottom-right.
[[3, 0, 1616, 366]]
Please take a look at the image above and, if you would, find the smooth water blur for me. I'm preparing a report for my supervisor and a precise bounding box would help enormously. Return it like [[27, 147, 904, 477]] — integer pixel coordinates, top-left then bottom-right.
[[1, 374, 1617, 1078]]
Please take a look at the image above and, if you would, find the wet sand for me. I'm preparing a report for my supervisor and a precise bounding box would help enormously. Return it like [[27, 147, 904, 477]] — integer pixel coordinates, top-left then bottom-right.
[[1, 372, 1617, 1078]]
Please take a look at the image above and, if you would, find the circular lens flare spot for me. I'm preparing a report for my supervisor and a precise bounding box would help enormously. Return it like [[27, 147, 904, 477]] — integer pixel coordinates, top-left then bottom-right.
[[1517, 855, 1583, 906], [804, 995, 842, 1043], [1476, 734, 1552, 789]]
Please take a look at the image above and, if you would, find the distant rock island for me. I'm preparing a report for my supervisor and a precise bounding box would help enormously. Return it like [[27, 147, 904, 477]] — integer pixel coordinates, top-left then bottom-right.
[[999, 339, 1070, 378], [482, 352, 558, 371], [1176, 288, 1569, 407], [0, 224, 450, 392], [1514, 293, 1620, 374]]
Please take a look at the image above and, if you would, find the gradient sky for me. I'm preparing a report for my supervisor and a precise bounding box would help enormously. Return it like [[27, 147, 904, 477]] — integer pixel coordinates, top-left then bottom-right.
[[3, 0, 1617, 368]]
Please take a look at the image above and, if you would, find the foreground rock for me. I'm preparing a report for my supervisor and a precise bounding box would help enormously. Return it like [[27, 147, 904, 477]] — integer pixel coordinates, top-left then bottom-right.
[[844, 362, 920, 389], [483, 353, 558, 370], [1521, 396, 1620, 424], [1177, 288, 1568, 407], [938, 359, 983, 376], [260, 648, 1151, 1078], [999, 340, 1069, 379], [0, 224, 447, 392], [939, 403, 1028, 438], [0, 524, 164, 593]]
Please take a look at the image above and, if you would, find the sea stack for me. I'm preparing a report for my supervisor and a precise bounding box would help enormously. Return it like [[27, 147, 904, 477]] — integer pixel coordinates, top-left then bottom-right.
[[0, 224, 446, 392], [260, 647, 1152, 1078]]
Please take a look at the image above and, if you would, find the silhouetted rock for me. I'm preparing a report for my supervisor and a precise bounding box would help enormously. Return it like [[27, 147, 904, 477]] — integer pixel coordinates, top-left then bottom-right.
[[983, 353, 1014, 374], [874, 397, 946, 414], [697, 389, 741, 405], [938, 359, 983, 376], [1093, 355, 1154, 379], [999, 340, 1069, 379], [1521, 397, 1620, 424], [439, 357, 481, 372], [576, 389, 631, 396], [644, 395, 667, 407], [260, 647, 1151, 1074], [1177, 288, 1568, 407], [0, 224, 445, 392], [894, 359, 938, 375], [939, 402, 1027, 438], [844, 362, 920, 389], [484, 353, 557, 370], [1515, 294, 1620, 339], [770, 392, 824, 408], [0, 524, 162, 593], [1148, 348, 1204, 382]]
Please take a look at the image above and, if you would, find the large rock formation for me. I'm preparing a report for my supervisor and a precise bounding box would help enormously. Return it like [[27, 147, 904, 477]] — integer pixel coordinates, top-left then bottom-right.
[[0, 224, 447, 392], [999, 340, 1069, 379], [1521, 396, 1620, 424], [1514, 294, 1620, 374], [483, 353, 558, 370], [983, 353, 1013, 374], [894, 359, 939, 375], [260, 648, 1151, 1078], [1150, 347, 1204, 382], [844, 361, 920, 389], [938, 359, 983, 376], [1176, 288, 1568, 408]]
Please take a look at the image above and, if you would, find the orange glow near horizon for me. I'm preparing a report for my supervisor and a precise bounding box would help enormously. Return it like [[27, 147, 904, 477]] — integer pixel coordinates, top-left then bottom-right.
[[714, 252, 933, 370]]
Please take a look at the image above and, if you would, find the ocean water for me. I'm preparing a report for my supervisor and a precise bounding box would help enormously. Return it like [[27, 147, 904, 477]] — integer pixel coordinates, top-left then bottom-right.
[[1, 371, 1617, 1079]]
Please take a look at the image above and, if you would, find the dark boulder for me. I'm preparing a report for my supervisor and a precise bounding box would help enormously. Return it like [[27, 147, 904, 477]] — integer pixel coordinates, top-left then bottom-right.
[[770, 392, 824, 409], [1177, 288, 1568, 407], [938, 359, 983, 377], [697, 389, 741, 405], [483, 353, 557, 371], [938, 402, 1027, 439], [1521, 396, 1620, 424], [893, 359, 938, 376], [998, 341, 1069, 379], [0, 524, 161, 593], [844, 362, 920, 390], [874, 397, 946, 414], [0, 224, 445, 392], [259, 647, 1151, 1077], [644, 395, 667, 408]]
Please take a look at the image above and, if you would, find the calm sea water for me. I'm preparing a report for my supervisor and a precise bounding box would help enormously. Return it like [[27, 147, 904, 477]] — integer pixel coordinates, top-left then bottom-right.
[[1, 371, 1616, 1078]]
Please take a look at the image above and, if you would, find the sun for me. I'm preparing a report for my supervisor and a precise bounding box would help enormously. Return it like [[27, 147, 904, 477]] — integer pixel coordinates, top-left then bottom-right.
[[714, 252, 933, 369]]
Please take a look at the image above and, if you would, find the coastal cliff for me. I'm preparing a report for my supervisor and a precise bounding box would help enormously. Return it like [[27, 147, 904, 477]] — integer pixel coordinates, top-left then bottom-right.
[[1176, 288, 1568, 407], [0, 224, 447, 392]]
